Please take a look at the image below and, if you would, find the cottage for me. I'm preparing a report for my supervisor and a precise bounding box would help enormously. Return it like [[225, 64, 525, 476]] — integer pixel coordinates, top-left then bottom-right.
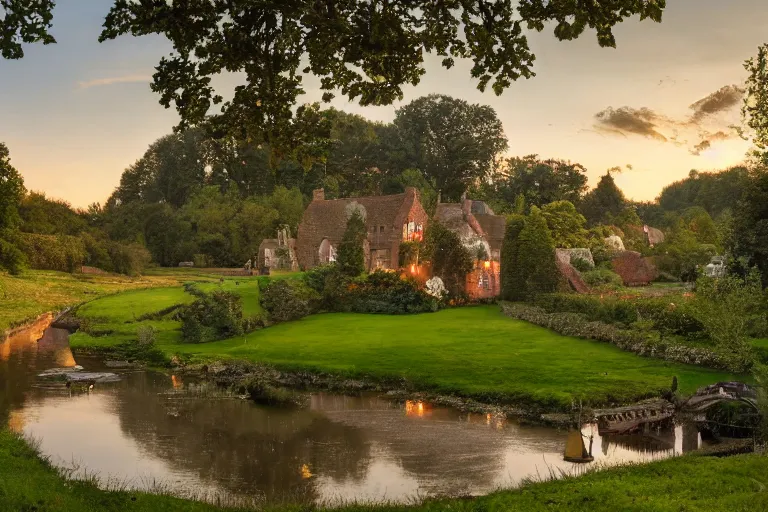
[[434, 197, 505, 299], [295, 187, 429, 271], [258, 227, 299, 272]]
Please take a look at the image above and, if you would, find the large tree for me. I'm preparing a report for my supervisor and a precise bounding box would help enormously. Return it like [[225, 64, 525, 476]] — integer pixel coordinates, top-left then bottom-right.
[[3, 1, 666, 143], [0, 142, 27, 273], [394, 94, 507, 201], [483, 155, 588, 213]]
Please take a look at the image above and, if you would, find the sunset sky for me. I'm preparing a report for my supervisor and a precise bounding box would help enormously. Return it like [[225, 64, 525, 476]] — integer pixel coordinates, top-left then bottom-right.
[[1, 0, 767, 208]]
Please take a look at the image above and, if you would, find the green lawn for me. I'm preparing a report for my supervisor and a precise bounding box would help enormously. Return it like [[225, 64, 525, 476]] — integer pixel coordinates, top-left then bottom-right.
[[0, 270, 183, 333], [2, 427, 767, 512], [71, 278, 261, 351], [76, 286, 194, 322], [129, 306, 737, 408]]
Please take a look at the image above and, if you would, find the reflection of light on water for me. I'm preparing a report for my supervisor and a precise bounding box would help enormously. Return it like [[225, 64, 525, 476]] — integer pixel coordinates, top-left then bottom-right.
[[300, 463, 313, 479], [404, 400, 425, 417], [8, 410, 26, 433], [171, 375, 183, 389]]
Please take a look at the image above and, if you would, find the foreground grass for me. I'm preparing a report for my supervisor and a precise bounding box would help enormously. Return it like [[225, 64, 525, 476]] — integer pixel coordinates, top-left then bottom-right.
[[0, 429, 237, 512], [0, 271, 184, 333], [2, 427, 767, 512]]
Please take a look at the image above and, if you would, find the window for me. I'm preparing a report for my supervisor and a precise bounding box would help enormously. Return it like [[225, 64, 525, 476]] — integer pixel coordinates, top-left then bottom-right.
[[478, 272, 490, 290], [379, 225, 385, 233]]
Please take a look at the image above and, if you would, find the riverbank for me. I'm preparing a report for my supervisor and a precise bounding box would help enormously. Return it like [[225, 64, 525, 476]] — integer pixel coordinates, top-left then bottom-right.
[[70, 294, 740, 413], [2, 427, 766, 512]]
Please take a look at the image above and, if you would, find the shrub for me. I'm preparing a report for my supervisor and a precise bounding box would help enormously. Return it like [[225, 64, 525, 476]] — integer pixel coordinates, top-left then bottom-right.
[[136, 325, 157, 347], [260, 279, 320, 323], [0, 233, 26, 274], [81, 233, 113, 272], [500, 302, 742, 372], [423, 222, 473, 296], [689, 272, 763, 371], [179, 287, 244, 343], [16, 232, 86, 272], [345, 270, 438, 314], [109, 242, 151, 276], [581, 269, 623, 288], [570, 257, 593, 273]]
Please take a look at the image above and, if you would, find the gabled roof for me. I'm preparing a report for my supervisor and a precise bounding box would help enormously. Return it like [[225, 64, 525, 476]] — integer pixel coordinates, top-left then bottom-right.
[[474, 214, 505, 243], [299, 192, 414, 244]]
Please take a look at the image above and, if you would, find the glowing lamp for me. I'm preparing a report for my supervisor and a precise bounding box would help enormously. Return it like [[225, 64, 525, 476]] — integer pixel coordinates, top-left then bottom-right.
[[483, 260, 491, 269], [410, 264, 416, 274]]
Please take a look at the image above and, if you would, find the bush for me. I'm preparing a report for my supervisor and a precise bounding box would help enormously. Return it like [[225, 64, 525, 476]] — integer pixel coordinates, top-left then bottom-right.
[[500, 302, 742, 372], [0, 233, 26, 274], [109, 242, 151, 276], [581, 269, 623, 288], [260, 279, 320, 323], [16, 232, 86, 272], [179, 286, 244, 343], [570, 257, 593, 273], [81, 233, 113, 272], [345, 270, 438, 314], [535, 293, 638, 326], [136, 325, 157, 347]]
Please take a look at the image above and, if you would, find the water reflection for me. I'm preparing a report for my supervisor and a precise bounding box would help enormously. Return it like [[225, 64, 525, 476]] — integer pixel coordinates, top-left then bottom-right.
[[2, 325, 706, 505]]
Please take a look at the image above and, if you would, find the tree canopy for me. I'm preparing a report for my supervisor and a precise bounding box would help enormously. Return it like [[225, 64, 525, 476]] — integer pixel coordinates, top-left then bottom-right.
[[480, 155, 588, 213], [2, 1, 666, 142], [394, 94, 507, 201]]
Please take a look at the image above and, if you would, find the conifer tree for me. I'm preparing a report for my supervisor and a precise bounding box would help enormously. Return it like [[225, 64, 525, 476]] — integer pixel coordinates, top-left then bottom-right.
[[517, 207, 559, 297], [336, 209, 367, 276], [501, 214, 527, 301]]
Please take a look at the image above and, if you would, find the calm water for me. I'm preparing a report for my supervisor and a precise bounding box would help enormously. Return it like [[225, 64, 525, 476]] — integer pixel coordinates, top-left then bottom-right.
[[0, 316, 705, 505]]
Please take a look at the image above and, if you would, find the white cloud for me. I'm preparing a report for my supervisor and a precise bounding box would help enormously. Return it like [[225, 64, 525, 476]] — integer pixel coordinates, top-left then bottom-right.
[[77, 74, 151, 89]]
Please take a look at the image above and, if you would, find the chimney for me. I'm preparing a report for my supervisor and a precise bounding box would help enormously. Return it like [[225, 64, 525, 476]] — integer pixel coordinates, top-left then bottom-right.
[[404, 186, 417, 199], [312, 188, 325, 201]]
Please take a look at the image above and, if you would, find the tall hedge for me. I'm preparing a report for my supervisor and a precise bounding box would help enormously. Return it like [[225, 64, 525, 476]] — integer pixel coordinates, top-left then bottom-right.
[[501, 213, 526, 301], [423, 221, 473, 295], [517, 207, 559, 298], [16, 233, 86, 272]]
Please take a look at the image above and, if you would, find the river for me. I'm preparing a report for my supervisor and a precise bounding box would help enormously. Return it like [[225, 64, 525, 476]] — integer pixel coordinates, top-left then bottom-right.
[[0, 315, 706, 506]]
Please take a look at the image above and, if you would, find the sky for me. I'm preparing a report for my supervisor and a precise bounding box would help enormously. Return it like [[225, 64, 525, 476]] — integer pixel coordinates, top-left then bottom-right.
[[2, 0, 768, 208]]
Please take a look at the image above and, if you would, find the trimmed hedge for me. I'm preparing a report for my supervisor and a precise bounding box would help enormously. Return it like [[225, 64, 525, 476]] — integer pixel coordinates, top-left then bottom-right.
[[500, 302, 746, 372], [533, 293, 705, 338]]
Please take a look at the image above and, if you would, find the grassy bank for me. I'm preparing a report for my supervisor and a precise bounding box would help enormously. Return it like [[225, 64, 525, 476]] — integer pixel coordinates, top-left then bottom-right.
[[2, 427, 767, 512], [0, 429, 236, 512], [71, 278, 262, 351], [71, 292, 737, 408], [0, 270, 186, 333]]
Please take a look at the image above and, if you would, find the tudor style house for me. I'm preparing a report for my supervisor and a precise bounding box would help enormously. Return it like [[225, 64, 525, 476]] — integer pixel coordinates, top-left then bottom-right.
[[295, 187, 429, 271], [295, 188, 514, 299], [434, 196, 506, 299]]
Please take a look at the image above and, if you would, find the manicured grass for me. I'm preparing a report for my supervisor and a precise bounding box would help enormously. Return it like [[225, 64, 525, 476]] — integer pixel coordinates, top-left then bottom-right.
[[151, 306, 736, 408], [0, 271, 181, 333], [2, 427, 767, 512], [76, 287, 194, 322], [71, 278, 262, 350]]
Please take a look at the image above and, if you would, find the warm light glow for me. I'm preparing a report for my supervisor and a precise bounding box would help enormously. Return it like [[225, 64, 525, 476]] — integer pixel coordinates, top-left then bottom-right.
[[484, 260, 491, 269], [300, 464, 313, 479], [171, 375, 182, 389], [410, 264, 416, 274], [405, 400, 426, 417]]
